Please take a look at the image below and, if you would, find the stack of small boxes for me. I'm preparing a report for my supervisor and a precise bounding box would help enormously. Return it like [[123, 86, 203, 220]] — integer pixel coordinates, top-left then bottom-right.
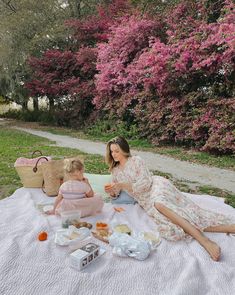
[[70, 243, 100, 270]]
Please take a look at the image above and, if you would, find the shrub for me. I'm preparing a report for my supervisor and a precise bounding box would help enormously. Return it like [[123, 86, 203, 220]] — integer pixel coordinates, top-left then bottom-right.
[[2, 110, 22, 120], [94, 0, 235, 154], [85, 118, 140, 141]]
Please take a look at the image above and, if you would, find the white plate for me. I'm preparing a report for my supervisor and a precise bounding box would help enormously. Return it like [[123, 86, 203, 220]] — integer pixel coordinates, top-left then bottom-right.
[[55, 229, 70, 246], [132, 231, 162, 249], [143, 232, 162, 248], [54, 227, 91, 246]]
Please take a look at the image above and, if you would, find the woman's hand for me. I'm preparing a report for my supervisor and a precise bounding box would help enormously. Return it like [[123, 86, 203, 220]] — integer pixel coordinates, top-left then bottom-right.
[[104, 182, 121, 197], [111, 183, 122, 192], [104, 182, 133, 196]]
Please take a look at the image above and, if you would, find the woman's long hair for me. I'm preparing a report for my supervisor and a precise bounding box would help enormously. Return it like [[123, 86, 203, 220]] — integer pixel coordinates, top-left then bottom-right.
[[106, 136, 131, 170]]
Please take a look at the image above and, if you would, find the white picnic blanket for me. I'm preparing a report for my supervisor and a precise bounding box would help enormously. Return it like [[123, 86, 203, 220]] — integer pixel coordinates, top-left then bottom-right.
[[0, 188, 235, 295]]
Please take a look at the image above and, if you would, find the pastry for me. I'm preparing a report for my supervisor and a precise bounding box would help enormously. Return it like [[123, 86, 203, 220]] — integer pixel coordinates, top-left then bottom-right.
[[113, 224, 131, 235], [74, 221, 92, 229], [97, 229, 109, 237], [92, 230, 110, 243], [143, 232, 161, 246], [68, 232, 80, 240]]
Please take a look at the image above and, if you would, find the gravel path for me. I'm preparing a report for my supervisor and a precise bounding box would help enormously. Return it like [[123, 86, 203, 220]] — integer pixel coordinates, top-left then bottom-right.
[[15, 127, 235, 193]]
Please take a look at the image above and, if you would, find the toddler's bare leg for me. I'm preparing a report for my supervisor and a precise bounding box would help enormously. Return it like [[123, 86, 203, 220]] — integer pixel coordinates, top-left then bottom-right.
[[154, 203, 221, 261]]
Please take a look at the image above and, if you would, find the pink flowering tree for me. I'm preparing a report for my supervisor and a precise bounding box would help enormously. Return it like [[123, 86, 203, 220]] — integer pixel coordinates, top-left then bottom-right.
[[25, 47, 97, 125], [94, 15, 163, 112], [95, 0, 235, 153], [65, 0, 130, 46], [151, 0, 235, 153]]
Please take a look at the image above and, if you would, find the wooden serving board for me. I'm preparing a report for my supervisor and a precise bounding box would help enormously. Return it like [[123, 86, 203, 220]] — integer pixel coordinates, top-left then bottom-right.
[[91, 231, 110, 244]]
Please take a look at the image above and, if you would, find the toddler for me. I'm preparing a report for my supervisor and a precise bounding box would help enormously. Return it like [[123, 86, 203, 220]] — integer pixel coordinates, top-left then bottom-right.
[[47, 159, 104, 217]]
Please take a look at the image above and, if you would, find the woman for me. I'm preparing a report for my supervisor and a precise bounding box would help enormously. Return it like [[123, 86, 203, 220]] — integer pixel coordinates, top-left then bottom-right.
[[104, 136, 235, 261]]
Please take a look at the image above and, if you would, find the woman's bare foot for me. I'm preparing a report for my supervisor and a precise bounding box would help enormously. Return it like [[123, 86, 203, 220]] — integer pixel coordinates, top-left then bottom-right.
[[201, 238, 221, 261]]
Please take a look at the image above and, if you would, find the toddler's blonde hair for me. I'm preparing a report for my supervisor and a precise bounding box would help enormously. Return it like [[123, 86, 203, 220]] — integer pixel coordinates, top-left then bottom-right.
[[64, 158, 84, 174]]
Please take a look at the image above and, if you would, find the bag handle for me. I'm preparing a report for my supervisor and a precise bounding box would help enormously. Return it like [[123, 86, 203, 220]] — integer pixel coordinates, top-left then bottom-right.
[[33, 156, 49, 173], [31, 150, 43, 158]]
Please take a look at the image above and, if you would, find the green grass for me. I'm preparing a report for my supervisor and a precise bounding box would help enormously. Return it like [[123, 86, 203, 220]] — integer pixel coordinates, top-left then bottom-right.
[[1, 122, 234, 208], [9, 120, 234, 171], [0, 127, 109, 199], [152, 170, 235, 208], [197, 186, 235, 208]]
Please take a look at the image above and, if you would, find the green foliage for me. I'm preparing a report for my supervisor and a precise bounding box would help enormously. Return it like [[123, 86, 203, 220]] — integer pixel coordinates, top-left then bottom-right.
[[85, 118, 150, 144], [2, 110, 22, 119], [0, 95, 7, 104], [3, 109, 56, 124], [0, 74, 11, 100], [0, 0, 98, 109], [38, 111, 56, 125], [131, 0, 180, 15]]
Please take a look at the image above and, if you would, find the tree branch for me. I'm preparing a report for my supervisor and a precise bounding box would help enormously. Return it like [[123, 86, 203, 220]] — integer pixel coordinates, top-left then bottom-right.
[[1, 0, 17, 13]]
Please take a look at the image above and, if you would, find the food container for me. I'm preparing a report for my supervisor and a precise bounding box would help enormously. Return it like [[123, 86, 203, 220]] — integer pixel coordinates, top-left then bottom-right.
[[61, 210, 81, 228]]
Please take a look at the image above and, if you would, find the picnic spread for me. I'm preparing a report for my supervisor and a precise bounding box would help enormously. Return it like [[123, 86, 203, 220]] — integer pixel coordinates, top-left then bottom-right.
[[0, 184, 235, 295]]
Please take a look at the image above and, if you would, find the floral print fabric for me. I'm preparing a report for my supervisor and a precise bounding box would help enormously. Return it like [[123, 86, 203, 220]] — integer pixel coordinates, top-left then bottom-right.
[[112, 156, 233, 241]]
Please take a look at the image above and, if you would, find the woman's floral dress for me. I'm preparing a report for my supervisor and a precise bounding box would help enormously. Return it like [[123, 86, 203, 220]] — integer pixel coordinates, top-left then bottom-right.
[[112, 156, 233, 241]]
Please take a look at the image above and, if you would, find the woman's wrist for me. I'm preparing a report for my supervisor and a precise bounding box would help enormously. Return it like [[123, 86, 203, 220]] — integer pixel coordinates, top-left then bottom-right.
[[120, 182, 132, 193]]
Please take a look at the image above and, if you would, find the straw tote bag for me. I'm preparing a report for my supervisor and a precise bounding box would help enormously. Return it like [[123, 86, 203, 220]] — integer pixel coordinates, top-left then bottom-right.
[[41, 156, 84, 197], [14, 150, 51, 188], [41, 159, 65, 196]]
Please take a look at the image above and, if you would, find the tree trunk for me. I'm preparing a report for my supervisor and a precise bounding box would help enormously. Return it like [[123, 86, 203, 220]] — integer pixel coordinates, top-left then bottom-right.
[[33, 97, 39, 111], [22, 99, 28, 110], [68, 0, 81, 18], [48, 97, 54, 111]]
